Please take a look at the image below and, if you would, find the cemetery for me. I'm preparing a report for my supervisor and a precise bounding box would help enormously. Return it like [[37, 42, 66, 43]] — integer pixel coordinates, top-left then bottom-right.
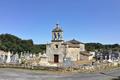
[[0, 24, 120, 73]]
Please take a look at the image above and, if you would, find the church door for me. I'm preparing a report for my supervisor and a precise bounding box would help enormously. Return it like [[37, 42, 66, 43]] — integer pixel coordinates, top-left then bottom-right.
[[54, 54, 59, 63]]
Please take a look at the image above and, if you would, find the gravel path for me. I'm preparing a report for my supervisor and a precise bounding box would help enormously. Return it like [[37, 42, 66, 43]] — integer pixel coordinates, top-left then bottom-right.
[[0, 68, 119, 80]]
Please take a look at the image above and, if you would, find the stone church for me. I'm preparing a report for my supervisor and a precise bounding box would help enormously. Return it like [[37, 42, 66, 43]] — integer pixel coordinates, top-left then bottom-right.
[[46, 24, 85, 63]]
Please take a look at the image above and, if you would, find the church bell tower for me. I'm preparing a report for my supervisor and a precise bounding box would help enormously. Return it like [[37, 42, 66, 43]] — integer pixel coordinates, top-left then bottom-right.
[[52, 24, 63, 42]]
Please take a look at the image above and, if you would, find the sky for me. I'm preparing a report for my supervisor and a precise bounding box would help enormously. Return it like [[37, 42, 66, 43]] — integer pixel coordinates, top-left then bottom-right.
[[0, 0, 120, 44]]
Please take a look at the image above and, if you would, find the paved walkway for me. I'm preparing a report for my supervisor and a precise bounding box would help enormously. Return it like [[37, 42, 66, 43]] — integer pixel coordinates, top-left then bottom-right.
[[0, 68, 119, 80]]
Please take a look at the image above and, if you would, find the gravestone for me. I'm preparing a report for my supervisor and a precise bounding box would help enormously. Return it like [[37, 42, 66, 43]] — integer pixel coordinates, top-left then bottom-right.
[[39, 54, 49, 66], [29, 54, 33, 58], [33, 54, 36, 58], [38, 52, 42, 58], [2, 54, 6, 63], [6, 52, 11, 63], [63, 58, 74, 67], [11, 53, 19, 64], [20, 52, 23, 58], [0, 55, 4, 63], [108, 54, 113, 62]]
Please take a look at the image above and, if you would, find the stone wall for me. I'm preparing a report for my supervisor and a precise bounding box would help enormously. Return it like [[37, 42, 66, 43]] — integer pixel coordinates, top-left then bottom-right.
[[80, 44, 85, 51], [66, 48, 80, 61], [46, 42, 65, 63], [46, 41, 85, 63]]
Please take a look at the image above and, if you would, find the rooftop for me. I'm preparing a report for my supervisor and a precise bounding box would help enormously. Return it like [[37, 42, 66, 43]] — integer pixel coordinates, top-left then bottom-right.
[[52, 24, 63, 32], [62, 39, 83, 48]]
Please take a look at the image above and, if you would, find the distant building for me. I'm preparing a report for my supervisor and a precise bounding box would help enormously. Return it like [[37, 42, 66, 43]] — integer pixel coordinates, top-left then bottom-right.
[[46, 24, 85, 63]]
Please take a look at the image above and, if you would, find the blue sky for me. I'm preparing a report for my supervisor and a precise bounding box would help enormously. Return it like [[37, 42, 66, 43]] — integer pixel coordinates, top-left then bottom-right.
[[0, 0, 120, 44]]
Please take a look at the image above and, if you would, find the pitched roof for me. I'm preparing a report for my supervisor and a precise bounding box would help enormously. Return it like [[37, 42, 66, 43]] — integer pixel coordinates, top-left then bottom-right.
[[80, 51, 92, 56], [67, 39, 81, 44], [62, 39, 83, 48]]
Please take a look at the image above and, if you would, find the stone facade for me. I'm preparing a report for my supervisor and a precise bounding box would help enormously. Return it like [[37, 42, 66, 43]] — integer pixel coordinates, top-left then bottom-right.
[[46, 24, 85, 63], [46, 41, 65, 63]]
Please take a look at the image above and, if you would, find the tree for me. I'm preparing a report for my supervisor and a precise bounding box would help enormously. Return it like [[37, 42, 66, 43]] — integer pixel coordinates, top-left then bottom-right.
[[85, 43, 120, 51], [0, 34, 46, 54]]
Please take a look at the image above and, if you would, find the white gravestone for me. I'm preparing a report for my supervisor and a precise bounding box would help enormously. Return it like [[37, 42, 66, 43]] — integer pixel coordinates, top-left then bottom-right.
[[6, 52, 11, 63], [39, 54, 49, 66]]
